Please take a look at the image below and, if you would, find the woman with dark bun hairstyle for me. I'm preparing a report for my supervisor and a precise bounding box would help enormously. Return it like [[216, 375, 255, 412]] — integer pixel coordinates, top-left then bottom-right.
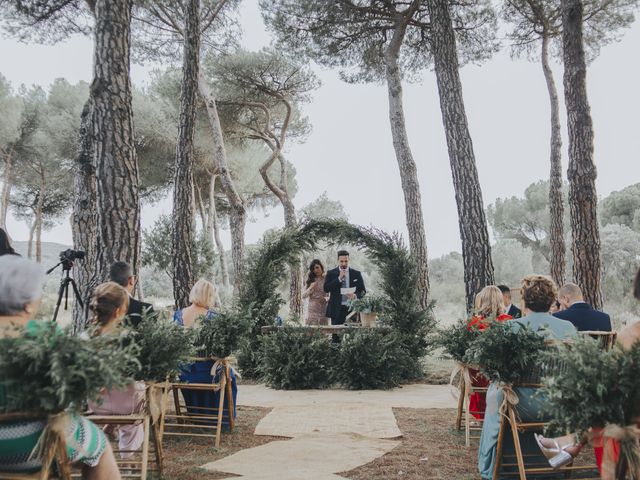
[[88, 282, 145, 460], [302, 259, 329, 326]]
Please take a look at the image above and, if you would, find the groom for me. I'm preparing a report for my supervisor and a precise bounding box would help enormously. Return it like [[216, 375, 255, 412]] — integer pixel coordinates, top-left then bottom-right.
[[324, 250, 366, 325]]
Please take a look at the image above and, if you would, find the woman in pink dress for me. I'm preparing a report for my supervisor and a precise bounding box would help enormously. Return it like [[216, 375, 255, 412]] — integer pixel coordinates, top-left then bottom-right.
[[302, 259, 329, 326]]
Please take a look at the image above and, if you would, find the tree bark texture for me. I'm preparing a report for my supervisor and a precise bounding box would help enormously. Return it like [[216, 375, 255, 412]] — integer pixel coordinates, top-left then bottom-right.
[[0, 149, 13, 233], [171, 0, 200, 309], [35, 170, 45, 263], [72, 99, 98, 331], [542, 34, 566, 288], [385, 14, 430, 310], [209, 176, 230, 287], [198, 74, 247, 289], [92, 0, 141, 291], [428, 0, 495, 311], [562, 0, 603, 308], [27, 220, 35, 259]]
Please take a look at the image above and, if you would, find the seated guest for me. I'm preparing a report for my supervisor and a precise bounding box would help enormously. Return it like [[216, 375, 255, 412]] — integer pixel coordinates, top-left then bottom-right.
[[553, 283, 612, 331], [109, 261, 155, 327], [497, 284, 521, 319], [87, 282, 146, 460], [467, 286, 513, 420], [173, 279, 237, 427], [0, 256, 121, 479], [478, 275, 576, 479], [0, 228, 18, 256]]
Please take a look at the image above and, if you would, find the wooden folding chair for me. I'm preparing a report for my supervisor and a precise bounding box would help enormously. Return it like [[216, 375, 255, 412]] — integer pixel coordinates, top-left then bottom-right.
[[159, 359, 234, 448], [87, 383, 166, 480], [579, 331, 617, 351], [453, 364, 488, 446], [0, 412, 72, 480]]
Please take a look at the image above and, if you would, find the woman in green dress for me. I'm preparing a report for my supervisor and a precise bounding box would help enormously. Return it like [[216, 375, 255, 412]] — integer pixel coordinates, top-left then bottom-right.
[[477, 275, 576, 479], [0, 255, 121, 479]]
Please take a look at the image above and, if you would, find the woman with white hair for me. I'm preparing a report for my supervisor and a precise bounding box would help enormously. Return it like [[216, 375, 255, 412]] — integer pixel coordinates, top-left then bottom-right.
[[0, 255, 121, 479], [173, 279, 237, 427]]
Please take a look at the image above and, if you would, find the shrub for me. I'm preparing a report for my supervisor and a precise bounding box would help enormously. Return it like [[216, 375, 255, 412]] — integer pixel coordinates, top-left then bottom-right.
[[195, 309, 251, 359], [133, 313, 196, 382], [0, 322, 139, 413], [348, 293, 386, 314], [464, 320, 547, 384], [258, 327, 336, 389], [334, 329, 409, 390], [435, 317, 482, 364]]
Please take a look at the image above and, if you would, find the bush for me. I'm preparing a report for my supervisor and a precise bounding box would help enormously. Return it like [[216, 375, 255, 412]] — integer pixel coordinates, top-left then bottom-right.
[[133, 313, 196, 382], [464, 321, 547, 384], [195, 309, 251, 359], [435, 317, 482, 364], [258, 327, 336, 389], [0, 322, 139, 413], [334, 329, 408, 390]]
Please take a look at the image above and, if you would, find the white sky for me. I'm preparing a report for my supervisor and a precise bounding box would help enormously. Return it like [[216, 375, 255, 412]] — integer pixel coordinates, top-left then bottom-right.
[[1, 1, 639, 258]]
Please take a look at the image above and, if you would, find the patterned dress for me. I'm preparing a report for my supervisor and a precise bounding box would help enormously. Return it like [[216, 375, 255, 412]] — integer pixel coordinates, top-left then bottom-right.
[[303, 277, 329, 326], [0, 321, 107, 473]]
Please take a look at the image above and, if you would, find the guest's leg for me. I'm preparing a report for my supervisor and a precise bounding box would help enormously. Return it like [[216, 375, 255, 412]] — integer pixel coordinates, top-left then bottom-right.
[[118, 424, 144, 459], [82, 443, 121, 480]]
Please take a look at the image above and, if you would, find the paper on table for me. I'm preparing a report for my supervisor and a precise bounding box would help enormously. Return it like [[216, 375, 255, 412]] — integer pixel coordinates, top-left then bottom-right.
[[341, 287, 356, 295]]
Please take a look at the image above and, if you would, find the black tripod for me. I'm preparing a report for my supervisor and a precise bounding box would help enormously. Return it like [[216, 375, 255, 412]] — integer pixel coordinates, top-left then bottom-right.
[[47, 259, 83, 323]]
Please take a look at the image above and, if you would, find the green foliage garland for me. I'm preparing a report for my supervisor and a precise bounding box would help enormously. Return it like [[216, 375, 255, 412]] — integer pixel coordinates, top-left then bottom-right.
[[0, 322, 139, 413], [334, 329, 409, 390], [195, 310, 251, 359], [464, 321, 547, 384], [132, 314, 196, 382], [542, 339, 640, 437], [236, 219, 435, 382], [258, 327, 336, 390], [435, 318, 482, 364]]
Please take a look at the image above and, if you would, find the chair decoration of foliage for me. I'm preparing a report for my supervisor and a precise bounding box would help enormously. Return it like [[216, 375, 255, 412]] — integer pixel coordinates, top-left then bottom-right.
[[0, 322, 140, 413], [236, 219, 435, 382]]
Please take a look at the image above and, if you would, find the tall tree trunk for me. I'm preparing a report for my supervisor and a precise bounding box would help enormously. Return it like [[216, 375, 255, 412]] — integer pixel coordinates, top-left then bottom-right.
[[385, 12, 430, 310], [209, 176, 230, 287], [0, 149, 13, 233], [427, 0, 495, 311], [92, 0, 140, 292], [542, 34, 566, 288], [562, 0, 603, 308], [27, 220, 35, 258], [35, 172, 45, 263], [198, 74, 247, 289], [195, 181, 216, 282], [72, 99, 98, 332], [171, 0, 200, 309]]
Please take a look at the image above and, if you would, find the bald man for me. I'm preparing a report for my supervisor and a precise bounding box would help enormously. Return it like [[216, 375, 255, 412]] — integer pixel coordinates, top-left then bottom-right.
[[552, 283, 612, 331]]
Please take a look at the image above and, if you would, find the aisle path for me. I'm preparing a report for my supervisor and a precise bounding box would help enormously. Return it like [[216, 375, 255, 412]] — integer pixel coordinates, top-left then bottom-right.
[[201, 384, 451, 479]]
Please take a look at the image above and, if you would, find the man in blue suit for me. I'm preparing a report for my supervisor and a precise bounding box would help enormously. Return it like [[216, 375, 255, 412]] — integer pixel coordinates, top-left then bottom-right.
[[324, 250, 366, 325], [553, 283, 611, 331]]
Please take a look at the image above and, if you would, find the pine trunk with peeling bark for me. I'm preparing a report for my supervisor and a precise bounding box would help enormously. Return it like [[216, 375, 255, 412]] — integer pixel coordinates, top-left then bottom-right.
[[0, 149, 13, 233], [428, 0, 495, 311], [209, 177, 230, 287], [27, 220, 35, 258], [198, 74, 247, 289], [542, 34, 566, 288], [385, 18, 430, 310], [562, 0, 602, 309], [35, 171, 44, 263], [72, 99, 98, 331], [172, 0, 200, 309]]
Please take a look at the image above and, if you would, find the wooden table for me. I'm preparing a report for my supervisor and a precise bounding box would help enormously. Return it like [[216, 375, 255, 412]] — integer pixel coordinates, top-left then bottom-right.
[[260, 324, 389, 335]]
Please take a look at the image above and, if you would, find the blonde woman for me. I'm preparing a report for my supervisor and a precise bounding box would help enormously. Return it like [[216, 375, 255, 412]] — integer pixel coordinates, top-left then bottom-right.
[[88, 282, 146, 460], [173, 279, 237, 427], [466, 286, 513, 420]]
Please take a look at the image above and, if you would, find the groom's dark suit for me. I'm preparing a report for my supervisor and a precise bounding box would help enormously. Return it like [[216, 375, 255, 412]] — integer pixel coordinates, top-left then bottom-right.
[[324, 267, 366, 325]]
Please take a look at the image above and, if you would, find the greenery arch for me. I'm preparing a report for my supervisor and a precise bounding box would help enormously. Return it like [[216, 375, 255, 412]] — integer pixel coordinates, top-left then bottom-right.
[[235, 219, 435, 381]]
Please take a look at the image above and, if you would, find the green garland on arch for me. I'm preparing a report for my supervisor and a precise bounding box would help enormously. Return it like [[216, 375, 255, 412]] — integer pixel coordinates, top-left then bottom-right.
[[235, 219, 435, 381]]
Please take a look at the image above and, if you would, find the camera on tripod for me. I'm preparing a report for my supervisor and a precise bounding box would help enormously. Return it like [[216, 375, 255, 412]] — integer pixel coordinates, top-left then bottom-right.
[[47, 248, 86, 322]]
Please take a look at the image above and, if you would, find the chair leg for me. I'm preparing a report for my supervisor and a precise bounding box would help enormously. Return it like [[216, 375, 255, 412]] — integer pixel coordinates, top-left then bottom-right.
[[214, 376, 226, 448], [493, 412, 506, 480], [508, 407, 527, 480], [172, 386, 183, 424], [465, 390, 471, 447], [152, 418, 164, 475], [225, 365, 235, 432], [140, 416, 150, 480], [455, 380, 465, 431]]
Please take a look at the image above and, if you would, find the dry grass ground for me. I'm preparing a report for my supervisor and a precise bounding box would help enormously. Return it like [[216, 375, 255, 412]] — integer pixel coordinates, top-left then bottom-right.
[[161, 405, 597, 480]]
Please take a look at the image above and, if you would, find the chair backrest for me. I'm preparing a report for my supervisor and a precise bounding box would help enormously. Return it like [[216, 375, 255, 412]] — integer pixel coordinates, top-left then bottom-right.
[[579, 330, 617, 350]]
